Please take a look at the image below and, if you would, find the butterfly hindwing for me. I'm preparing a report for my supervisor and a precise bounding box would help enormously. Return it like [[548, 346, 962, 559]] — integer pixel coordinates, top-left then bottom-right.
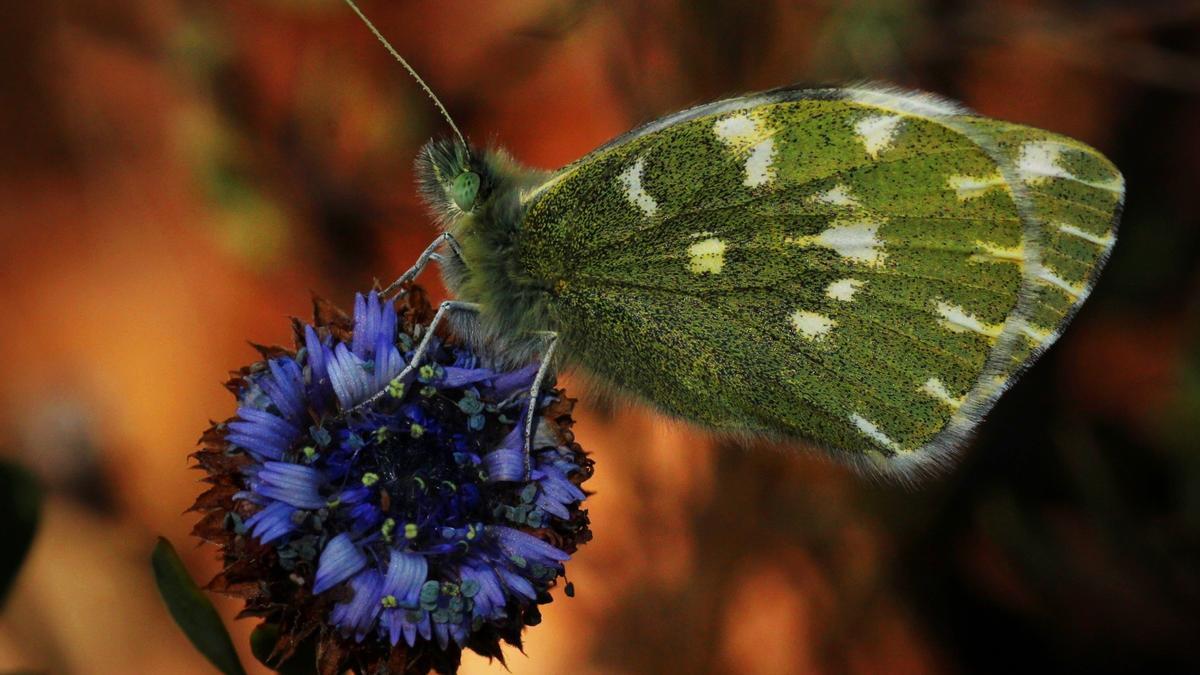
[[517, 85, 1122, 476], [956, 118, 1123, 378]]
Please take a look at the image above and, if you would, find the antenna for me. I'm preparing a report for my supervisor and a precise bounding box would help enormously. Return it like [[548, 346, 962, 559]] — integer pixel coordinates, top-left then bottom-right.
[[342, 0, 469, 154]]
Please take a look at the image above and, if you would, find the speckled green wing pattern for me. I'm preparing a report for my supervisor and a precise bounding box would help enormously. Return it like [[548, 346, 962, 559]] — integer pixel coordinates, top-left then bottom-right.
[[518, 85, 1122, 477]]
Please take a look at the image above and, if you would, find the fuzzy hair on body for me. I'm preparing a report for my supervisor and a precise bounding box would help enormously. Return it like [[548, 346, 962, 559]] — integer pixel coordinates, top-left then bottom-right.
[[416, 139, 558, 370]]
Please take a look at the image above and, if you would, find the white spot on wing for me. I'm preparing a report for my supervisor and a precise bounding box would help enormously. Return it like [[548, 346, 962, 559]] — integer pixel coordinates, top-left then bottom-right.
[[789, 221, 886, 266], [814, 184, 860, 207], [1036, 266, 1088, 300], [850, 412, 902, 452], [1016, 141, 1123, 193], [1016, 141, 1072, 181], [971, 240, 1026, 264], [948, 173, 1007, 200], [790, 310, 835, 340], [1014, 317, 1060, 348], [934, 300, 1003, 338], [823, 223, 886, 264], [618, 156, 658, 217], [713, 114, 760, 143], [920, 378, 965, 410], [854, 113, 904, 158], [687, 237, 726, 275], [714, 113, 777, 187], [825, 278, 864, 302], [1058, 222, 1116, 248], [744, 138, 776, 187]]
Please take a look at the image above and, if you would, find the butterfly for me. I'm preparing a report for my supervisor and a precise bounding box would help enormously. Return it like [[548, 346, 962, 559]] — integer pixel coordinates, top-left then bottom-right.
[[347, 3, 1123, 480]]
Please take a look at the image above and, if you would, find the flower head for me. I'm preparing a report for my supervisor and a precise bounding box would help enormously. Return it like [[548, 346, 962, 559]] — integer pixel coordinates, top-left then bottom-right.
[[192, 288, 592, 674]]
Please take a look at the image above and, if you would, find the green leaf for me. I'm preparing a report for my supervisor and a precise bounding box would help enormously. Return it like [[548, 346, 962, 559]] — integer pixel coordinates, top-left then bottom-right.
[[0, 460, 42, 607], [250, 623, 318, 675], [151, 537, 246, 675]]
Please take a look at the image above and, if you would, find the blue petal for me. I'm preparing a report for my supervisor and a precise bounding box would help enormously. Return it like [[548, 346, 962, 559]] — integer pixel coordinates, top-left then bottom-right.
[[440, 366, 495, 388], [482, 423, 525, 483], [535, 492, 570, 520], [380, 610, 403, 647], [227, 406, 300, 460], [254, 461, 326, 509], [382, 550, 428, 607], [391, 608, 430, 647], [381, 610, 402, 647], [245, 501, 297, 544], [225, 422, 291, 450], [347, 501, 383, 533], [336, 485, 371, 505], [226, 432, 285, 461], [494, 565, 536, 600], [263, 358, 306, 422], [490, 525, 570, 564], [351, 291, 397, 360], [537, 465, 587, 504], [371, 333, 405, 393], [233, 406, 301, 439], [328, 343, 371, 409], [329, 569, 384, 642], [459, 563, 506, 620], [434, 621, 451, 650], [313, 533, 367, 594], [350, 293, 369, 357], [304, 326, 333, 411], [377, 294, 396, 349], [488, 362, 538, 399]]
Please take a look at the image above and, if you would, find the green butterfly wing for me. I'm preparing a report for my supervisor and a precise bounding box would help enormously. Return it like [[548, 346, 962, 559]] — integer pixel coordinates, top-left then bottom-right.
[[516, 84, 1122, 477]]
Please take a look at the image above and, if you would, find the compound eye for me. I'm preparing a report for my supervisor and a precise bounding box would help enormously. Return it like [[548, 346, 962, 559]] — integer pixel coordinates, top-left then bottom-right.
[[450, 171, 480, 211]]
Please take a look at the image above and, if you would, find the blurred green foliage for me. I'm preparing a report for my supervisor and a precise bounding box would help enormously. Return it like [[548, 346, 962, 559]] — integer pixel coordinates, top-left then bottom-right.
[[0, 461, 41, 608], [152, 538, 247, 675]]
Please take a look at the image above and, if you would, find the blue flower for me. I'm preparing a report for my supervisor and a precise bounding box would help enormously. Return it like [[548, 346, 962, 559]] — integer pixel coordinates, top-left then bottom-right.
[[193, 289, 593, 673]]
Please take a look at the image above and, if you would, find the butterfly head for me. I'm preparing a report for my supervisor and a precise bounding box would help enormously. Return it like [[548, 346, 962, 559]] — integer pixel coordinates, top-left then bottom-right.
[[415, 138, 498, 222]]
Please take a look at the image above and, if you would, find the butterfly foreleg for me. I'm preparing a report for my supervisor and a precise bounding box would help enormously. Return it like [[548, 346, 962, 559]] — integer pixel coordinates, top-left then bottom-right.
[[409, 299, 481, 376], [522, 330, 559, 478], [380, 232, 466, 298], [352, 299, 481, 412]]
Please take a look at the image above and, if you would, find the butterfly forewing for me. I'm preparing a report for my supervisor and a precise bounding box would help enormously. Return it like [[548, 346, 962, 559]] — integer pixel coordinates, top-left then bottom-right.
[[518, 86, 1122, 476]]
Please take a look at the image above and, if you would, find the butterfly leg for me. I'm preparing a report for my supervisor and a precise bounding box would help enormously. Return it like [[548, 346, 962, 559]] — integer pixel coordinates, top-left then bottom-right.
[[353, 299, 480, 412], [407, 299, 480, 378], [522, 331, 559, 477], [380, 232, 466, 298]]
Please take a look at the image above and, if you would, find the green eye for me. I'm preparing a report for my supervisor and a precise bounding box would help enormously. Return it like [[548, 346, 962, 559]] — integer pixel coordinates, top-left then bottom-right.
[[450, 171, 480, 211]]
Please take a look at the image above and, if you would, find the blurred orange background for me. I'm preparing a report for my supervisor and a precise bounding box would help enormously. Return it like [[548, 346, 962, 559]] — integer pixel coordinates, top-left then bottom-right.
[[1, 1, 1198, 674]]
